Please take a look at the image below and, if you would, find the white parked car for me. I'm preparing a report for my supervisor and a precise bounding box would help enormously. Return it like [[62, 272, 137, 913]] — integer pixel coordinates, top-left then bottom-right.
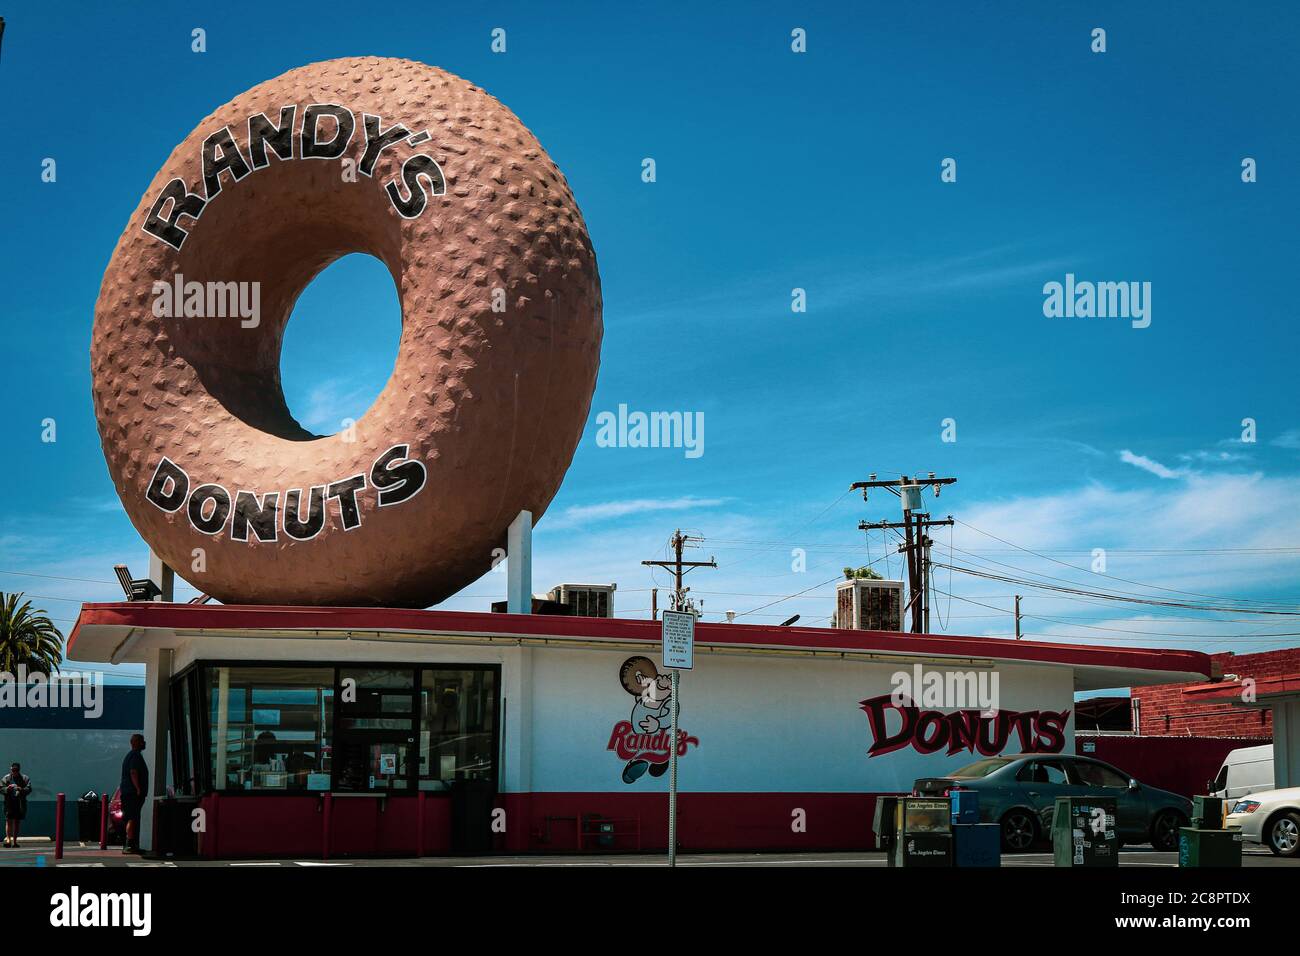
[[1224, 786, 1300, 857]]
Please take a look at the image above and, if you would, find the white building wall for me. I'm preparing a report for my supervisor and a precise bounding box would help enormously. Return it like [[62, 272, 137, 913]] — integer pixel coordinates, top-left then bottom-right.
[[527, 646, 1076, 793], [1275, 699, 1300, 790], [158, 632, 1078, 797]]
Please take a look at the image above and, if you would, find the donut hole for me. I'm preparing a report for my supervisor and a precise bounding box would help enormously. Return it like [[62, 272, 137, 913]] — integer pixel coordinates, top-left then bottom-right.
[[166, 153, 405, 443], [281, 253, 402, 437]]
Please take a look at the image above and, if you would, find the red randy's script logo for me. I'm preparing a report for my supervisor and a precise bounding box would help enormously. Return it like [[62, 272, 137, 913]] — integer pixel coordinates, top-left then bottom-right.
[[859, 694, 1069, 758], [607, 723, 699, 765]]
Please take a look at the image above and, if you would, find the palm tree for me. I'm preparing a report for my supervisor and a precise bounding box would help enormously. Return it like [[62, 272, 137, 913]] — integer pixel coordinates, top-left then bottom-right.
[[0, 592, 63, 675]]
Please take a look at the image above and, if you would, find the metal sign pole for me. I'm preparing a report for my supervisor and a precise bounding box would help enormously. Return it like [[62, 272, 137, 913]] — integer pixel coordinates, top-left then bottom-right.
[[660, 608, 692, 869], [669, 668, 679, 867]]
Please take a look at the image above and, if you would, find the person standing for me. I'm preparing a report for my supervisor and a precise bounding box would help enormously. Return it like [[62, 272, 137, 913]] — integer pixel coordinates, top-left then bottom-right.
[[1, 763, 31, 848], [120, 734, 149, 854]]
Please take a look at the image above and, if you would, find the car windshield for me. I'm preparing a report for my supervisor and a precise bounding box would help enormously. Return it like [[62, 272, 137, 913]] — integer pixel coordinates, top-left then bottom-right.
[[949, 758, 1013, 778]]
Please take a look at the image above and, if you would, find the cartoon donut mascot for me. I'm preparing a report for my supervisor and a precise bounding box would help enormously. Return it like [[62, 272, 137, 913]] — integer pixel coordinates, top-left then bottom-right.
[[618, 656, 675, 783]]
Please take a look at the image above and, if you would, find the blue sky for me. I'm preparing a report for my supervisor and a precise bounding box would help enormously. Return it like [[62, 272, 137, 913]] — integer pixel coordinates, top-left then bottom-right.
[[3, 2, 1300, 681]]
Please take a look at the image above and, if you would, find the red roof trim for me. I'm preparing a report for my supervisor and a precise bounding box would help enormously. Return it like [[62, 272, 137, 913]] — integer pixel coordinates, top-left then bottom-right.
[[1183, 676, 1300, 702], [68, 602, 1213, 677]]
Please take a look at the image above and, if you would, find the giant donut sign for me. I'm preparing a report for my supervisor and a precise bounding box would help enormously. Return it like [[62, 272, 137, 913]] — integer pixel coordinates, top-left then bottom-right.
[[91, 57, 602, 607]]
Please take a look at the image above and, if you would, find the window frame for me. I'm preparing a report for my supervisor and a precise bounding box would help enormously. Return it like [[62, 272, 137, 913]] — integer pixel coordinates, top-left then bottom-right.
[[169, 664, 210, 795], [169, 660, 501, 797]]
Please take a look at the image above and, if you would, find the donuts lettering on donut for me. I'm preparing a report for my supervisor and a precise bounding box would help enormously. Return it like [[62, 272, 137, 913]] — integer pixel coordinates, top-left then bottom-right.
[[143, 104, 446, 250], [143, 444, 427, 542], [92, 57, 602, 607]]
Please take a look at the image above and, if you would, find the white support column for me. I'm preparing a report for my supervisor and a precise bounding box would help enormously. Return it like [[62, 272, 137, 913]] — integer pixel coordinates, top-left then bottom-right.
[[140, 646, 173, 851], [507, 510, 533, 614], [502, 646, 533, 795], [215, 667, 230, 790], [1274, 699, 1300, 790], [148, 550, 175, 602]]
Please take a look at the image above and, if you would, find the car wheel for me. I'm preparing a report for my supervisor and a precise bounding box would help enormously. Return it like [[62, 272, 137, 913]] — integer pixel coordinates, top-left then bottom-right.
[[1001, 809, 1038, 853], [1150, 810, 1185, 852], [1266, 812, 1300, 857]]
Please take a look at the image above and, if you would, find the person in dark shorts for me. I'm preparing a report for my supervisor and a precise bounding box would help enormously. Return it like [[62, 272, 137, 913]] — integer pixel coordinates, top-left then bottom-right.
[[120, 734, 149, 853], [1, 763, 31, 847]]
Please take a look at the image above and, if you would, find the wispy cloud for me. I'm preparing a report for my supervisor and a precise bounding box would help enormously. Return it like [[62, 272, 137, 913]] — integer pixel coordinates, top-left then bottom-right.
[[543, 496, 730, 530], [1179, 449, 1248, 465], [296, 377, 383, 432], [1272, 430, 1300, 451], [614, 243, 1079, 325], [1118, 449, 1184, 480], [68, 496, 127, 514]]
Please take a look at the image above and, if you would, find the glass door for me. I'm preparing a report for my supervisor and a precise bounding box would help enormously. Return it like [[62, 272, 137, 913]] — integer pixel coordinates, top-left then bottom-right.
[[416, 667, 498, 790], [333, 667, 416, 791]]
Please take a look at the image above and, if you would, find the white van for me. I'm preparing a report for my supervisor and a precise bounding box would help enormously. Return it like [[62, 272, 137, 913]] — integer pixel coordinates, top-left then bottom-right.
[[1211, 744, 1274, 801]]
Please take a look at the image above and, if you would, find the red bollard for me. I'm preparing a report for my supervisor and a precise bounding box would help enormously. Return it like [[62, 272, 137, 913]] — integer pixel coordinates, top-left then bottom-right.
[[99, 792, 108, 850], [54, 792, 65, 860], [322, 793, 332, 860], [416, 790, 426, 858], [210, 792, 221, 859]]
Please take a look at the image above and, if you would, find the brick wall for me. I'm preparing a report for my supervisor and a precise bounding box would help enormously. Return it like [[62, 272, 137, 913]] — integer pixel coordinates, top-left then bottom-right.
[[1133, 647, 1300, 737]]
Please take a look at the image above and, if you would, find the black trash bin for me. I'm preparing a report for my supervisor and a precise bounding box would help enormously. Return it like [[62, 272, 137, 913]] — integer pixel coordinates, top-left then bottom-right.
[[77, 791, 101, 842], [152, 797, 200, 858], [874, 796, 899, 865], [449, 777, 496, 854]]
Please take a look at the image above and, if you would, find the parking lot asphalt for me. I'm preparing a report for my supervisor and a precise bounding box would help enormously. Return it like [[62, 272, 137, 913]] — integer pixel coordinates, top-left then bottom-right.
[[2, 840, 1292, 867]]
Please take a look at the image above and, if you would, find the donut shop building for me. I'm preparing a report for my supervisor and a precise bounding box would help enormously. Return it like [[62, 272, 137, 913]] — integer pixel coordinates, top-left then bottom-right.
[[66, 602, 1213, 857]]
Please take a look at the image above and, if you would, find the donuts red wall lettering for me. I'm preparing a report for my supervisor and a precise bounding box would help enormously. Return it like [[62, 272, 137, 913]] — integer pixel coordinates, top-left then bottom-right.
[[91, 57, 603, 607]]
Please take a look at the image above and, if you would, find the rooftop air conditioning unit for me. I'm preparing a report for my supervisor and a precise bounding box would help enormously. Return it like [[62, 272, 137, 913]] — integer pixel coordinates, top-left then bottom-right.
[[548, 583, 617, 619], [835, 578, 904, 631]]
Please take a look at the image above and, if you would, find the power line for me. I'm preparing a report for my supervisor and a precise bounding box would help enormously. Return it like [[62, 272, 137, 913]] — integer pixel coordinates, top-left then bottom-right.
[[0, 569, 118, 585], [730, 574, 844, 620], [954, 518, 1300, 609], [934, 544, 1300, 623], [934, 561, 1300, 617], [702, 540, 1300, 556], [700, 488, 855, 581], [731, 551, 895, 621], [930, 586, 1300, 643]]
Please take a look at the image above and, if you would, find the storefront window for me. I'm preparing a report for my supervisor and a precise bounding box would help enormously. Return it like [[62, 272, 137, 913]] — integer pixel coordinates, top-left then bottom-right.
[[418, 668, 497, 790], [185, 662, 499, 795], [207, 667, 334, 792], [334, 668, 415, 792]]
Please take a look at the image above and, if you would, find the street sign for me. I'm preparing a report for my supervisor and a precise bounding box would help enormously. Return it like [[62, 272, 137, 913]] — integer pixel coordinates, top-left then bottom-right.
[[661, 609, 695, 670]]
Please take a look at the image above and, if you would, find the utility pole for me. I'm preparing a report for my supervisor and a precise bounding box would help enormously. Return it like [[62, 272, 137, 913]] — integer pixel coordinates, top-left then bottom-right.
[[641, 530, 715, 867], [852, 473, 956, 634], [1014, 595, 1022, 640], [641, 529, 716, 614]]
